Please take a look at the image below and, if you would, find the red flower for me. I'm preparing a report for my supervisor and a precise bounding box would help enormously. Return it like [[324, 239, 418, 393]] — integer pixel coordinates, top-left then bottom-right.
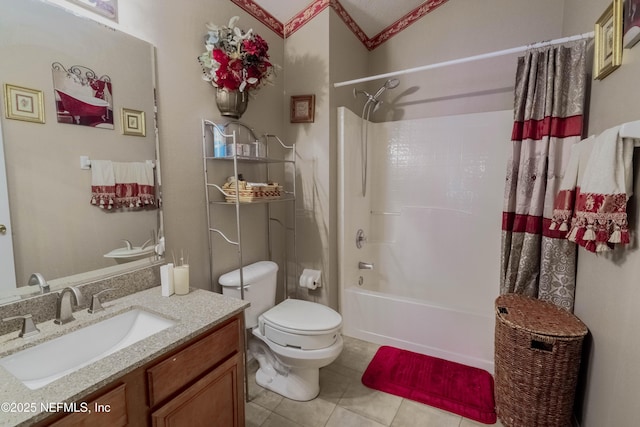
[[212, 49, 229, 65], [199, 18, 276, 92]]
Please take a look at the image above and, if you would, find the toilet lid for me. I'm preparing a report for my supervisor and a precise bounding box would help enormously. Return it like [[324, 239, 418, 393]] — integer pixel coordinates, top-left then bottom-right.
[[261, 299, 342, 333]]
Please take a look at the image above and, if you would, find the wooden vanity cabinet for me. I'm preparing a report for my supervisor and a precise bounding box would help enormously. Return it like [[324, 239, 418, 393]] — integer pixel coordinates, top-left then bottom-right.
[[36, 313, 245, 427]]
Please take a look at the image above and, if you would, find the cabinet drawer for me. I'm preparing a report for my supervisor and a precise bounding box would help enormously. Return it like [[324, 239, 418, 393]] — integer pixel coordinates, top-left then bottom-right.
[[48, 383, 127, 427], [147, 317, 240, 407]]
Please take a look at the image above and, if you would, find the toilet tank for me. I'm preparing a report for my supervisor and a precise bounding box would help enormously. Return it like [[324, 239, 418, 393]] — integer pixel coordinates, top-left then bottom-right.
[[218, 261, 278, 328]]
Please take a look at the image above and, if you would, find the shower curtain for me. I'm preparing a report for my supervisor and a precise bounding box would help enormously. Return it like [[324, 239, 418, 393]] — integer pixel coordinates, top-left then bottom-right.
[[500, 40, 588, 311]]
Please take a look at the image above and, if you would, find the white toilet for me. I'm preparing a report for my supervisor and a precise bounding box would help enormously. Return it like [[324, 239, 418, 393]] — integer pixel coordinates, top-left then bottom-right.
[[219, 261, 343, 401]]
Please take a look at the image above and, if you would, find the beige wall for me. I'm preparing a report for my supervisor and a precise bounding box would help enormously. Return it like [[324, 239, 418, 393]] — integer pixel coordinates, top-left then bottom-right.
[[284, 10, 332, 307], [282, 8, 368, 310], [563, 1, 640, 426], [368, 0, 565, 120], [116, 0, 286, 291]]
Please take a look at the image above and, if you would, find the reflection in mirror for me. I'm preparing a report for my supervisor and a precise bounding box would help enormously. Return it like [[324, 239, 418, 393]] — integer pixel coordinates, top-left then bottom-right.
[[0, 0, 163, 303]]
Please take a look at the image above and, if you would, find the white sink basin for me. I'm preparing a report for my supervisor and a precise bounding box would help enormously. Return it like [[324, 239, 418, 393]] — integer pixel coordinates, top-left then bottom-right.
[[0, 309, 175, 390], [104, 246, 156, 263]]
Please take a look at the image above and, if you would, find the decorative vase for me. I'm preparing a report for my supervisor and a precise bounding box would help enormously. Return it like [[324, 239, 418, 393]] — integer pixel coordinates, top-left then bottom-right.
[[215, 88, 249, 119]]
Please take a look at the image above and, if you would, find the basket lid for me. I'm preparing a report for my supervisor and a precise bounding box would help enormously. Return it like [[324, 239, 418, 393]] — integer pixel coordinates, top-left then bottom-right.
[[495, 294, 588, 338]]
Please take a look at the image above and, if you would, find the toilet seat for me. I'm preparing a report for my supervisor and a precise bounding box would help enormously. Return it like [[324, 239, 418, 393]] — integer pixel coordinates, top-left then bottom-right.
[[258, 299, 342, 350]]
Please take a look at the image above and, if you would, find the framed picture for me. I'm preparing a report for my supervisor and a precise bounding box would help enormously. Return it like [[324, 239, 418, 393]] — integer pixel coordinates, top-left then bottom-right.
[[121, 108, 146, 136], [67, 0, 118, 21], [52, 62, 113, 129], [290, 95, 315, 123], [594, 0, 623, 80], [623, 0, 640, 48], [3, 84, 45, 123]]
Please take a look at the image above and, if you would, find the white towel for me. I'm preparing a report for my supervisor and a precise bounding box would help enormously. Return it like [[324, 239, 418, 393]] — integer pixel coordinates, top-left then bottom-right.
[[553, 126, 633, 252], [113, 162, 156, 208], [90, 160, 116, 209], [550, 135, 595, 231]]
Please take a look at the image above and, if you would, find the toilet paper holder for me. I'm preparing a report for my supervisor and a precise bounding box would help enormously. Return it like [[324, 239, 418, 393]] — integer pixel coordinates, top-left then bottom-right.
[[300, 269, 322, 289]]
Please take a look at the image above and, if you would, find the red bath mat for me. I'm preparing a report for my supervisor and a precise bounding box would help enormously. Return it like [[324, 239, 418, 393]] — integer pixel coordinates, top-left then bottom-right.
[[362, 346, 496, 424]]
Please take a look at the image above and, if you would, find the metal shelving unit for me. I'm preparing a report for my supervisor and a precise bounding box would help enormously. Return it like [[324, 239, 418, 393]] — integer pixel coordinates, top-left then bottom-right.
[[201, 120, 297, 301]]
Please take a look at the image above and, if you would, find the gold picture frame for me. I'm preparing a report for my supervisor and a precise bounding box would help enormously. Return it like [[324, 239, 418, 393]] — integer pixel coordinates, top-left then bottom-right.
[[594, 0, 623, 80], [121, 108, 146, 136], [290, 95, 315, 123], [3, 84, 45, 123], [67, 0, 118, 22]]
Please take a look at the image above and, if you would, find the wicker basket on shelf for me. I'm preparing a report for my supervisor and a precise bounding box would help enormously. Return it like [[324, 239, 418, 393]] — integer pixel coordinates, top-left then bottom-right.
[[494, 294, 588, 427], [222, 179, 283, 202]]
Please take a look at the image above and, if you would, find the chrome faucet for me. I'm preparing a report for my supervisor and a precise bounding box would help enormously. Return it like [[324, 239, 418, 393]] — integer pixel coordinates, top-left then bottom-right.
[[358, 261, 374, 270], [28, 273, 50, 294], [55, 287, 83, 325], [2, 314, 40, 338]]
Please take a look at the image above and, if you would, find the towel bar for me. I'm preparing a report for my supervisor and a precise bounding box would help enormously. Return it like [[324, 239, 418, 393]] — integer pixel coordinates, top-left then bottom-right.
[[80, 156, 155, 170], [619, 120, 640, 139]]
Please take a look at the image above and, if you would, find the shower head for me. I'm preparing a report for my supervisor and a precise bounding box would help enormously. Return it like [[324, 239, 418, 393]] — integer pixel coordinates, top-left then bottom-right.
[[372, 78, 400, 100]]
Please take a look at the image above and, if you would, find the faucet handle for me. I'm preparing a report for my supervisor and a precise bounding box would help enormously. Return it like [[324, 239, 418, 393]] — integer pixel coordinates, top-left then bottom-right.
[[88, 288, 114, 314], [2, 314, 40, 338]]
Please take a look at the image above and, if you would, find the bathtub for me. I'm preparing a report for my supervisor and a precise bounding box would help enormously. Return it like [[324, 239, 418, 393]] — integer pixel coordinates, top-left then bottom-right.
[[342, 286, 495, 373], [337, 106, 513, 375]]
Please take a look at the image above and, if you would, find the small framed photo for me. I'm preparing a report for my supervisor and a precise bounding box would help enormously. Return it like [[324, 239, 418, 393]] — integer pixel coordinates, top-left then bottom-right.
[[290, 95, 315, 123], [594, 0, 623, 80], [121, 108, 146, 137], [67, 0, 118, 21], [3, 84, 45, 123]]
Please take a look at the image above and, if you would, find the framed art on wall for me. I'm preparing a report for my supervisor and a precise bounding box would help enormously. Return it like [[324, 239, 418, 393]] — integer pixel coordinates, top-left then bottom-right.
[[3, 84, 45, 123], [52, 62, 114, 129], [67, 0, 118, 21], [290, 95, 315, 123], [594, 0, 623, 79], [121, 108, 146, 136], [623, 0, 640, 47]]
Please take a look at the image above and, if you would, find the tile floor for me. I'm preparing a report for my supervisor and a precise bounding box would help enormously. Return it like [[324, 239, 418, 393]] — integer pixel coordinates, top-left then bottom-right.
[[245, 336, 504, 427]]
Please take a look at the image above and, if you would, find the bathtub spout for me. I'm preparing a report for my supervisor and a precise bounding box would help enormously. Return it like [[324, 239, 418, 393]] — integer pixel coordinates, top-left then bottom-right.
[[358, 261, 374, 270]]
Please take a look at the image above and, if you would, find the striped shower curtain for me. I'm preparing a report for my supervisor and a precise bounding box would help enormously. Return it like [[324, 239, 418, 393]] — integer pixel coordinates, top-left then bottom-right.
[[500, 40, 588, 312]]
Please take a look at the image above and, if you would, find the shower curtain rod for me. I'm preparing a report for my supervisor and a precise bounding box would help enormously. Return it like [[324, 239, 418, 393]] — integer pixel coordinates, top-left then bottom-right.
[[333, 31, 594, 88]]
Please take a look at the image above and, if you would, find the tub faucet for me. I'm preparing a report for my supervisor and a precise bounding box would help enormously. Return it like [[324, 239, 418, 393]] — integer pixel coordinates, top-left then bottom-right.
[[55, 286, 83, 325], [358, 261, 374, 270]]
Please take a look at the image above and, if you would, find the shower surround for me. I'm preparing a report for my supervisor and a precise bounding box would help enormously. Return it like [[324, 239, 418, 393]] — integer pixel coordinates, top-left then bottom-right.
[[338, 106, 512, 372]]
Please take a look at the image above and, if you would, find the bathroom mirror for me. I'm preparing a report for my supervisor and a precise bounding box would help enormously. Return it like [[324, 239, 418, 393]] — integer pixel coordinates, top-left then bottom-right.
[[0, 0, 163, 303]]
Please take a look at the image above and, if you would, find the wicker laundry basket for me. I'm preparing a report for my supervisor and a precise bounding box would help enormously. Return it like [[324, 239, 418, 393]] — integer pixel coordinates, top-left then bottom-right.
[[494, 294, 588, 427]]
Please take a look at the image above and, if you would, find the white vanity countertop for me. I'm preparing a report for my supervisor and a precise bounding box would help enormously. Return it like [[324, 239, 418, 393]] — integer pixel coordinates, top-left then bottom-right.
[[0, 287, 249, 426]]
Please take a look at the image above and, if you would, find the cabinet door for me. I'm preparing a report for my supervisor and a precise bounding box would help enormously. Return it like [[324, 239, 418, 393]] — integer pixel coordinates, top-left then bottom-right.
[[48, 383, 127, 427], [151, 353, 244, 427]]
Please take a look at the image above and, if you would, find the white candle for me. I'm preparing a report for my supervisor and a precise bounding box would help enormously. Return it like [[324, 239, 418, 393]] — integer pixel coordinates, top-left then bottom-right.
[[173, 265, 190, 295]]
